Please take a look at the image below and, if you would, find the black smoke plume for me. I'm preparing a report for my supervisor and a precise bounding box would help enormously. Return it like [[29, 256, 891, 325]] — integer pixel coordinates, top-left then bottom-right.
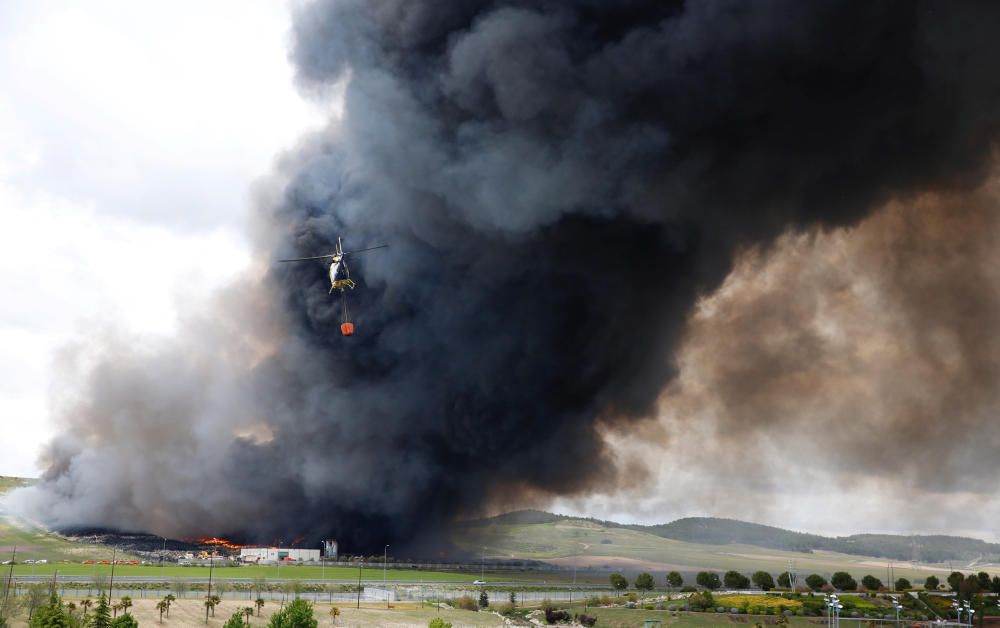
[[11, 0, 1000, 552]]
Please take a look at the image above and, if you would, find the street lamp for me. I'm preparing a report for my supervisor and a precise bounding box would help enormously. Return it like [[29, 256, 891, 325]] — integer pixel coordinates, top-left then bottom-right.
[[384, 545, 389, 609], [891, 598, 902, 625], [952, 600, 963, 624], [824, 594, 842, 628]]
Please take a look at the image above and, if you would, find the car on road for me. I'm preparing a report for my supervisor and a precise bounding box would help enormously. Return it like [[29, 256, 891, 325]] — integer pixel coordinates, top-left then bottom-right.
[[473, 580, 486, 585], [1, 561, 12, 565], [23, 560, 34, 564], [36, 560, 48, 564]]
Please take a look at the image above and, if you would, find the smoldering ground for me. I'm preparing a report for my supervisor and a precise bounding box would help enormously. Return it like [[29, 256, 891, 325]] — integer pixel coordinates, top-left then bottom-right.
[[9, 0, 1000, 550]]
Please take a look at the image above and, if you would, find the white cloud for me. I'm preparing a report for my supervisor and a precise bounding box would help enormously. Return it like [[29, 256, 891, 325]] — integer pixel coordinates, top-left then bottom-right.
[[0, 0, 320, 476]]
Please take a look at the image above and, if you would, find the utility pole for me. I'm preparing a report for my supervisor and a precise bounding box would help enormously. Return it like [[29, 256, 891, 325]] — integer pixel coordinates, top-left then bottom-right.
[[356, 559, 363, 609], [1, 545, 16, 620], [384, 545, 390, 609], [108, 548, 117, 602]]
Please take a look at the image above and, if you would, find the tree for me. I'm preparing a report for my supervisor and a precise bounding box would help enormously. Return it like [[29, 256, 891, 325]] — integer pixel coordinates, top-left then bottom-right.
[[776, 572, 792, 588], [666, 571, 683, 590], [119, 597, 132, 616], [26, 584, 50, 620], [328, 606, 340, 625], [860, 575, 882, 591], [751, 571, 775, 592], [256, 599, 265, 617], [635, 572, 655, 592], [609, 573, 628, 594], [478, 590, 489, 609], [895, 577, 911, 591], [156, 601, 168, 624], [164, 594, 176, 618], [268, 599, 317, 628], [81, 599, 93, 619], [992, 575, 1000, 594], [509, 591, 516, 606], [977, 572, 991, 590], [90, 595, 112, 628], [696, 572, 721, 590], [805, 574, 827, 591], [924, 575, 940, 591], [960, 573, 980, 600], [223, 611, 246, 628], [723, 571, 749, 589], [244, 607, 254, 626], [30, 594, 72, 628], [830, 572, 857, 591], [947, 571, 964, 592], [110, 615, 138, 628]]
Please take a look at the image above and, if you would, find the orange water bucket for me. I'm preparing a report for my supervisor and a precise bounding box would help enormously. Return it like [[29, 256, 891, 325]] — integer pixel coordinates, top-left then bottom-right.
[[340, 322, 355, 336]]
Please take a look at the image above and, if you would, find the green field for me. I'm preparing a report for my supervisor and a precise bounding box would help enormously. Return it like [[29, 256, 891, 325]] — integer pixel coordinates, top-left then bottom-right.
[[455, 518, 972, 583]]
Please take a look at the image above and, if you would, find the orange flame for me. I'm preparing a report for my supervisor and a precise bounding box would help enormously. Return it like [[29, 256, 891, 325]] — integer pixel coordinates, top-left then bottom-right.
[[195, 537, 245, 550]]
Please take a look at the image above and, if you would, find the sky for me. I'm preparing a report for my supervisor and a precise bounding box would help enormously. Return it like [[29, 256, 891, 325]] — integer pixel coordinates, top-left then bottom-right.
[[5, 1, 1000, 546], [0, 0, 321, 477]]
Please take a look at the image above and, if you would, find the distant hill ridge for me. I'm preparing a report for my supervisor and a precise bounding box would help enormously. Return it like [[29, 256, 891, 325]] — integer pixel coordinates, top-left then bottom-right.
[[462, 510, 1000, 563]]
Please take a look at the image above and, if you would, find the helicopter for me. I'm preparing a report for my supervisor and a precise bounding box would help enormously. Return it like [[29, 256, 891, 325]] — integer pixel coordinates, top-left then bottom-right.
[[278, 237, 387, 336]]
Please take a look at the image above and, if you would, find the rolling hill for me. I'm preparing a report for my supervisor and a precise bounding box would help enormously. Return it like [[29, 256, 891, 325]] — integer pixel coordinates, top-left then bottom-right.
[[454, 511, 1000, 580]]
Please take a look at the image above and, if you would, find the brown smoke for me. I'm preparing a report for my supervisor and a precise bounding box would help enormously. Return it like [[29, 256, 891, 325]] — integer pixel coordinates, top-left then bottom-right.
[[563, 172, 1000, 535]]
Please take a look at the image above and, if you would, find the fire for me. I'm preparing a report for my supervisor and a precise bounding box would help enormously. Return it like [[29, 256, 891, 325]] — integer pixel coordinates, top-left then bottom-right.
[[195, 537, 245, 550]]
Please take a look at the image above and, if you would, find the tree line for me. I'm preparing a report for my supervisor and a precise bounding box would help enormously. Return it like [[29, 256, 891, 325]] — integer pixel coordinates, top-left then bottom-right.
[[606, 569, 1000, 594]]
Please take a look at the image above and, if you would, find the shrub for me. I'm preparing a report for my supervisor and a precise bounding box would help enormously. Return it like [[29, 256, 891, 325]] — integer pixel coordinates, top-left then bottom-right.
[[453, 595, 478, 612], [575, 613, 597, 627], [495, 602, 516, 616], [544, 608, 570, 624], [687, 591, 715, 611], [428, 619, 452, 628], [268, 599, 317, 628]]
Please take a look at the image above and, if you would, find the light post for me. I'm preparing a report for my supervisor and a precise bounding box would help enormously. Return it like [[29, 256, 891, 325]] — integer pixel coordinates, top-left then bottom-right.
[[892, 597, 902, 625], [384, 545, 389, 609], [825, 594, 842, 628], [963, 599, 974, 627], [952, 600, 962, 625]]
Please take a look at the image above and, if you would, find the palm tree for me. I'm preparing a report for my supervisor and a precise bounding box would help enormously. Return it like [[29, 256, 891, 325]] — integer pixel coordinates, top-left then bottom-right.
[[157, 600, 168, 624], [254, 598, 264, 617], [242, 606, 253, 626], [112, 602, 122, 619], [165, 594, 176, 617], [120, 596, 133, 616], [81, 598, 93, 615], [329, 606, 340, 625]]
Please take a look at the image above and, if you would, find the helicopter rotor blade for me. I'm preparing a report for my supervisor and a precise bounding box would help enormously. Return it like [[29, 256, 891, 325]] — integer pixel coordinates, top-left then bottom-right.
[[342, 244, 388, 256], [276, 254, 336, 262]]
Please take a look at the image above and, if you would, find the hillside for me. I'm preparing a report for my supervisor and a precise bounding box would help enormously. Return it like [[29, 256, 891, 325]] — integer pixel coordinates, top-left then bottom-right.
[[455, 511, 1000, 575]]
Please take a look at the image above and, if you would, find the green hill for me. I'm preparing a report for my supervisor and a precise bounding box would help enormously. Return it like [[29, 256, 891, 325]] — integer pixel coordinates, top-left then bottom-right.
[[457, 511, 1000, 569]]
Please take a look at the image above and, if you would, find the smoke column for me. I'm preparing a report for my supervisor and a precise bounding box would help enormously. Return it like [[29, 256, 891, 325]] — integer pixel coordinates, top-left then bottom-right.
[[11, 0, 1000, 550]]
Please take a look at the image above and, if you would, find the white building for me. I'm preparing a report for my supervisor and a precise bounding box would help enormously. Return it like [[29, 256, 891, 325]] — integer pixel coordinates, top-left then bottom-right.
[[239, 547, 320, 563]]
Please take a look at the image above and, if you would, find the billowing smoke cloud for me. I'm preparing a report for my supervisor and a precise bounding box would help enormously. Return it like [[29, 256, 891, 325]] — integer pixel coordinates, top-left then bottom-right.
[[10, 0, 1000, 551], [559, 177, 1000, 537]]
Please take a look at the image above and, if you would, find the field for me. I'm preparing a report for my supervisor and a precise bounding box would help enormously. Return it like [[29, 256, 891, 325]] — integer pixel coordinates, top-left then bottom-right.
[[455, 518, 972, 583]]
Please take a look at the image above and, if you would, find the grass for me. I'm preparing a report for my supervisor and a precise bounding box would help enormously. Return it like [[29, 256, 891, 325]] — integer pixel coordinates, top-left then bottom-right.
[[714, 594, 802, 610]]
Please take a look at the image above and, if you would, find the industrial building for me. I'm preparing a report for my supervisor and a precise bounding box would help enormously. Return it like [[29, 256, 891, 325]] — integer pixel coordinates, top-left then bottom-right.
[[323, 539, 338, 560], [239, 547, 320, 562]]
